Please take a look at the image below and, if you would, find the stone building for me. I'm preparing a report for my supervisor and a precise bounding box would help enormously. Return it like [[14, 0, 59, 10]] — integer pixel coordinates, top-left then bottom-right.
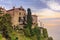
[[0, 6, 38, 28], [0, 7, 6, 16]]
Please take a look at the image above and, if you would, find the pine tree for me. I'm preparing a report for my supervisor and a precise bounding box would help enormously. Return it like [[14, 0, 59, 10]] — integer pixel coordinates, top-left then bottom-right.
[[24, 8, 32, 37], [27, 8, 32, 27]]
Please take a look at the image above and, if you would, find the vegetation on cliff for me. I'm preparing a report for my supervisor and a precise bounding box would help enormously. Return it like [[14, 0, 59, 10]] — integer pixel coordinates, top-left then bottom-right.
[[0, 9, 53, 40]]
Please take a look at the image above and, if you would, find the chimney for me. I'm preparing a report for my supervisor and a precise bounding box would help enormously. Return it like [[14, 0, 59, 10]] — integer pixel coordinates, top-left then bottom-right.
[[13, 6, 15, 9]]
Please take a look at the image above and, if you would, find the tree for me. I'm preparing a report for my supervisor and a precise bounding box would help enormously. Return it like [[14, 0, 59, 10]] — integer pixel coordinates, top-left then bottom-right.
[[33, 27, 40, 40], [0, 14, 13, 40], [48, 37, 53, 40], [24, 8, 33, 37], [2, 14, 12, 33], [43, 28, 48, 38]]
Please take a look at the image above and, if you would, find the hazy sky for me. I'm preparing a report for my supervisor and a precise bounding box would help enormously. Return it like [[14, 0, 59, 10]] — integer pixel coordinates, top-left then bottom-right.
[[0, 0, 60, 40]]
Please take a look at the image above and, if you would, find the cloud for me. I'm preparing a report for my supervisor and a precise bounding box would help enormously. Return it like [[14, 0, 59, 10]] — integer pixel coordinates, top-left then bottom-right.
[[47, 1, 60, 10], [32, 8, 60, 19], [40, 0, 60, 11]]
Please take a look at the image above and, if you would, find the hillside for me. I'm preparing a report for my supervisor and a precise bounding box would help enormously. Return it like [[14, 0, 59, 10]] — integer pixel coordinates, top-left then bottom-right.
[[0, 8, 53, 40]]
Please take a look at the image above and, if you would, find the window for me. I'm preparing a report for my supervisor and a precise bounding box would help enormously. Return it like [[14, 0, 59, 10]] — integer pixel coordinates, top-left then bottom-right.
[[19, 17, 21, 22], [19, 17, 24, 22], [24, 13, 26, 15], [19, 12, 21, 15]]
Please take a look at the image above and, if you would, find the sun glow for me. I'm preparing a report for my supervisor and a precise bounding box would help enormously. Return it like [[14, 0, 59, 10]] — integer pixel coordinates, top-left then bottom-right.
[[33, 9, 60, 19]]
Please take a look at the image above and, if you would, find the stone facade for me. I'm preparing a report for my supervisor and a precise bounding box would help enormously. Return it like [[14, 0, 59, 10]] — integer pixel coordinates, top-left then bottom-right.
[[0, 6, 38, 28], [0, 7, 6, 16]]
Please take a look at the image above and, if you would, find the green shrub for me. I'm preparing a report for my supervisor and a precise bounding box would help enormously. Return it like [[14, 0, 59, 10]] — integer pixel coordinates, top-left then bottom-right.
[[0, 34, 2, 40]]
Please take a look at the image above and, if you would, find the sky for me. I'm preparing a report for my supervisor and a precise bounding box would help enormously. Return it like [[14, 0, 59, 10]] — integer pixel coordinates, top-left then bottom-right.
[[0, 0, 60, 40]]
